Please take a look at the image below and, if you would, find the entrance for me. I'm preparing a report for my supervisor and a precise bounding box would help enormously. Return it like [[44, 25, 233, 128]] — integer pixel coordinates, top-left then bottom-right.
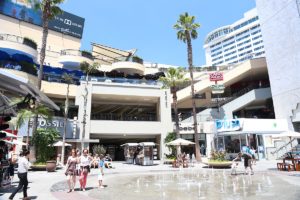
[[90, 137, 157, 161]]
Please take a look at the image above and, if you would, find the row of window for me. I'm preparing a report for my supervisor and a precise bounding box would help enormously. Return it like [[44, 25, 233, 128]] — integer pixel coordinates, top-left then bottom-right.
[[239, 50, 253, 57], [238, 44, 252, 52], [211, 46, 222, 53], [251, 29, 261, 35], [250, 24, 260, 30], [237, 39, 251, 47], [236, 29, 249, 37], [252, 35, 262, 40], [233, 16, 259, 31], [225, 55, 238, 62], [224, 45, 235, 52], [255, 51, 265, 56], [212, 55, 223, 62], [254, 45, 264, 51], [212, 60, 224, 66], [224, 50, 237, 57], [223, 40, 235, 48], [253, 40, 263, 46], [211, 51, 223, 57], [206, 16, 259, 44], [236, 34, 250, 42]]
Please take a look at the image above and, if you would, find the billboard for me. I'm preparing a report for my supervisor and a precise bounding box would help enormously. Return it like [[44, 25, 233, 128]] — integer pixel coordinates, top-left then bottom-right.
[[209, 72, 223, 81], [0, 0, 84, 38]]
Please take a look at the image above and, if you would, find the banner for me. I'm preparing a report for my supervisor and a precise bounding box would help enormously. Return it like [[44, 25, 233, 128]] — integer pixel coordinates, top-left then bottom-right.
[[0, 0, 85, 38]]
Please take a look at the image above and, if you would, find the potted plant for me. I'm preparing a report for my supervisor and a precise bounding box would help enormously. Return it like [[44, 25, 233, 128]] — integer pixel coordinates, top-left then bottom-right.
[[81, 50, 93, 60], [202, 150, 232, 168], [31, 128, 59, 172]]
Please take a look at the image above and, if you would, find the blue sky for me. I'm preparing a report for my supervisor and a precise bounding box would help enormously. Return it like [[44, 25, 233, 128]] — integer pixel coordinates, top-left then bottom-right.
[[61, 0, 255, 67]]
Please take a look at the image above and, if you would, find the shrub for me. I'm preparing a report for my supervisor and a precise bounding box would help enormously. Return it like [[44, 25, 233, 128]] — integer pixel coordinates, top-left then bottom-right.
[[132, 55, 143, 64], [92, 145, 106, 156], [32, 128, 59, 163], [164, 132, 176, 158], [210, 150, 226, 161], [23, 37, 37, 50], [81, 50, 93, 59]]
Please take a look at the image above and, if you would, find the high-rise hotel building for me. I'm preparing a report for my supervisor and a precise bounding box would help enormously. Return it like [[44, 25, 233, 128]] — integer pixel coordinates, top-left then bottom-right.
[[204, 9, 265, 66]]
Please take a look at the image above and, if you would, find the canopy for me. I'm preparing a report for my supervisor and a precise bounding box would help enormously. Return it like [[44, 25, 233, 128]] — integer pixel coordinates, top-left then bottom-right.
[[0, 69, 60, 111], [52, 141, 72, 147], [139, 142, 156, 146], [120, 143, 139, 147], [272, 131, 300, 138], [0, 131, 18, 138], [166, 138, 195, 146]]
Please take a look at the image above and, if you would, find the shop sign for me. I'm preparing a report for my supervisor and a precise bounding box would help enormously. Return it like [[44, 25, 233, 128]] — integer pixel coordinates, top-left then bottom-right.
[[216, 119, 242, 132], [211, 84, 225, 94], [209, 72, 223, 81], [38, 118, 64, 128]]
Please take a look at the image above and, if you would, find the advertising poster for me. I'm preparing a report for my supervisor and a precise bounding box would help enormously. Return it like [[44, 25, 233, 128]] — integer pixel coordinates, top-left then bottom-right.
[[0, 0, 85, 38]]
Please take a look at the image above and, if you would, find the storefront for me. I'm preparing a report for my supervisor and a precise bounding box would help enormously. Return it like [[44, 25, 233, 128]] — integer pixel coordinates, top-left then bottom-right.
[[214, 118, 289, 160]]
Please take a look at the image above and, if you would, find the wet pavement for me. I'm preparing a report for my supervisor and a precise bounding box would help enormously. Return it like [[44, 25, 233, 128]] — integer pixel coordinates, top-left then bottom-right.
[[1, 160, 300, 200]]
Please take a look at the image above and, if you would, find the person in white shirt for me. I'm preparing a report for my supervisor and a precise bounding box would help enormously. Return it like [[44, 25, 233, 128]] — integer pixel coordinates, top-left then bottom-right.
[[9, 150, 30, 200], [78, 149, 92, 191]]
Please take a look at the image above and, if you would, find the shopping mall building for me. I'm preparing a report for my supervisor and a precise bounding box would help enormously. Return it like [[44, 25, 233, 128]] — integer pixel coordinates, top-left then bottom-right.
[[0, 1, 298, 161]]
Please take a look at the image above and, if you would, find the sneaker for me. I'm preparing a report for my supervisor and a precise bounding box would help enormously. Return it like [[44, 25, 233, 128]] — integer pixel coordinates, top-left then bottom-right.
[[82, 188, 86, 192]]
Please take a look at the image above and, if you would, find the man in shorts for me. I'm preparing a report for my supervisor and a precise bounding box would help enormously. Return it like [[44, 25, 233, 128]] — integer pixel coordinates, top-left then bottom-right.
[[98, 154, 105, 189]]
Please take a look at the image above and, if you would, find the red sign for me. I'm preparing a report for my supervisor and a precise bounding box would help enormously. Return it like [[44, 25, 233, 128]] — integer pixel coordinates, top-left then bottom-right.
[[209, 72, 223, 81]]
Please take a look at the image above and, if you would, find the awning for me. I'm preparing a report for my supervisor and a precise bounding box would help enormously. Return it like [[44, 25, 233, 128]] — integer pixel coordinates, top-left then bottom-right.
[[65, 139, 99, 143], [0, 69, 60, 111]]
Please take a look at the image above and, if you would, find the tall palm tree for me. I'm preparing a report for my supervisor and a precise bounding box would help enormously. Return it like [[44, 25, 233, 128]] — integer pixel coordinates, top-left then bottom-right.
[[29, 0, 63, 158], [29, 0, 64, 89], [61, 73, 73, 165], [15, 105, 52, 148], [159, 67, 189, 155], [80, 61, 99, 149], [174, 12, 201, 161]]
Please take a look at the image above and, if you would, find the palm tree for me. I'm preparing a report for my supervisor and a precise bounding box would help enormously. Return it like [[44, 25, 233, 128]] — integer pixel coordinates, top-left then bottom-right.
[[29, 0, 64, 89], [15, 105, 53, 148], [61, 73, 73, 165], [28, 0, 64, 159], [159, 67, 189, 155], [80, 61, 99, 149], [174, 12, 201, 161]]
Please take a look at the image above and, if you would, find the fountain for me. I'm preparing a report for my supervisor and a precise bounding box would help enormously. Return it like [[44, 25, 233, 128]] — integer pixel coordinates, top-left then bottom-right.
[[89, 171, 300, 200]]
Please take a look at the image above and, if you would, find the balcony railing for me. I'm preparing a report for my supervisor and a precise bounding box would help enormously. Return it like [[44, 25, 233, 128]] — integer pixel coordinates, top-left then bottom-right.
[[61, 49, 94, 60], [81, 76, 162, 86], [91, 113, 157, 121], [0, 34, 37, 50]]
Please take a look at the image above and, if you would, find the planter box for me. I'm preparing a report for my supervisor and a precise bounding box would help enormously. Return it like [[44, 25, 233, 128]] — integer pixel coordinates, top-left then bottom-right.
[[46, 161, 57, 172], [202, 161, 232, 168]]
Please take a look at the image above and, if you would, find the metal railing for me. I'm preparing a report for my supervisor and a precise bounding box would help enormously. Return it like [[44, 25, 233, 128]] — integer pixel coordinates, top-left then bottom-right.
[[0, 33, 37, 50], [81, 76, 162, 86], [91, 113, 157, 121], [60, 49, 94, 60]]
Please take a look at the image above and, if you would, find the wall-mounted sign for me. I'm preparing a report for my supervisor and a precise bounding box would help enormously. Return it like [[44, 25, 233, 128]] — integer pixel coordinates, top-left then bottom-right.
[[0, 0, 85, 38], [216, 119, 242, 132], [209, 72, 223, 81], [211, 84, 225, 94]]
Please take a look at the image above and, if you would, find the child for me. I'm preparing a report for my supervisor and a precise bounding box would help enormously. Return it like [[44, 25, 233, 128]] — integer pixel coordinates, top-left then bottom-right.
[[231, 152, 242, 175], [98, 154, 105, 189]]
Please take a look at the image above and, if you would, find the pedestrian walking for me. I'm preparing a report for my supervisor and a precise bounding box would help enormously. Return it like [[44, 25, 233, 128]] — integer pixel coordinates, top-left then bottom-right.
[[98, 154, 105, 189], [65, 149, 78, 193], [9, 150, 30, 200], [78, 149, 92, 191]]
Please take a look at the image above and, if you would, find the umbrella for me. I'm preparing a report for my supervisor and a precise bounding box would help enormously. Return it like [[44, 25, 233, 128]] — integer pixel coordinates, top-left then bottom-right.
[[0, 131, 18, 138], [52, 141, 72, 147], [166, 138, 195, 154], [12, 140, 27, 146], [166, 138, 195, 146]]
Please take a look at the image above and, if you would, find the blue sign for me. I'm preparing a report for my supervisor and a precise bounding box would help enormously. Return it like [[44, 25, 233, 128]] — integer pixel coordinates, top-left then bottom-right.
[[0, 0, 84, 38], [216, 119, 242, 132]]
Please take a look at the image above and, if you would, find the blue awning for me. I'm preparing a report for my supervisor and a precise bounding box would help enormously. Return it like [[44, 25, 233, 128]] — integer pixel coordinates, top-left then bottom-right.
[[11, 53, 33, 63], [0, 51, 10, 61]]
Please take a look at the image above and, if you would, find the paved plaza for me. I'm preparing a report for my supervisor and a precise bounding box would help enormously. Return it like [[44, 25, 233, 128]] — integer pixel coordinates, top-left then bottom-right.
[[1, 160, 300, 200]]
